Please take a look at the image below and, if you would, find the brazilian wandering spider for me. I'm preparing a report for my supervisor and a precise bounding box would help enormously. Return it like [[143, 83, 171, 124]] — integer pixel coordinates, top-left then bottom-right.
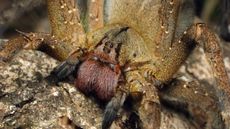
[[0, 0, 230, 129]]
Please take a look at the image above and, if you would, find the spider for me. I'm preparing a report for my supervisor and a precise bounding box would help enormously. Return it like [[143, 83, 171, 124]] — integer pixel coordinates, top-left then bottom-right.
[[0, 0, 230, 129]]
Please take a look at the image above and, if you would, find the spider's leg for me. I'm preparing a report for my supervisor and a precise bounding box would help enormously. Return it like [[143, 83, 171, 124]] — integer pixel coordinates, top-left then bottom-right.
[[87, 0, 104, 32], [47, 0, 86, 46], [155, 23, 230, 96], [0, 0, 87, 62], [102, 86, 127, 129], [154, 23, 230, 128], [191, 24, 230, 127], [0, 32, 67, 62], [127, 71, 161, 129], [159, 79, 224, 129]]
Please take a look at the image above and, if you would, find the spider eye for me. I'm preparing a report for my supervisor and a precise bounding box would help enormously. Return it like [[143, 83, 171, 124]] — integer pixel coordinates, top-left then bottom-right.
[[103, 47, 111, 53], [92, 56, 98, 61], [109, 64, 115, 69]]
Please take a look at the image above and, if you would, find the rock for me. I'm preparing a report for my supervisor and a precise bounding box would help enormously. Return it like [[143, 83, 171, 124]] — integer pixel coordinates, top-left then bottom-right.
[[0, 50, 104, 129]]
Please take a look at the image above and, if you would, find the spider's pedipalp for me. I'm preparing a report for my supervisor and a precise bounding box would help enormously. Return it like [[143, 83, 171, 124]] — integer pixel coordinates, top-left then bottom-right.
[[125, 70, 161, 129], [137, 84, 161, 129]]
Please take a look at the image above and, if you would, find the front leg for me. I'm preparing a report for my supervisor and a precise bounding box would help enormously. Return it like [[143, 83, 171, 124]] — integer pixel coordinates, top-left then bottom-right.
[[160, 79, 224, 129], [187, 24, 230, 126], [154, 23, 230, 128]]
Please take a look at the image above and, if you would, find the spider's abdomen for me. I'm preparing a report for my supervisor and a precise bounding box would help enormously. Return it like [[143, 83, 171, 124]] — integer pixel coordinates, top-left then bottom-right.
[[75, 55, 121, 102]]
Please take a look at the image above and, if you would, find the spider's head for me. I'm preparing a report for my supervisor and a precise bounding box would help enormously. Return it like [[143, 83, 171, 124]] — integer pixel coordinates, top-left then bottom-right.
[[95, 26, 129, 61]]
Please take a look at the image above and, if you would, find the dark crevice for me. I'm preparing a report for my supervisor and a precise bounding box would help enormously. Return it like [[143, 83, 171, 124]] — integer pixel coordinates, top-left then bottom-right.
[[0, 90, 7, 99], [3, 113, 15, 121]]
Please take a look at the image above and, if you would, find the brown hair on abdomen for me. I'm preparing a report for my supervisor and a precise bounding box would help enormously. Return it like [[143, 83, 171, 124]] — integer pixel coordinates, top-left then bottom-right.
[[75, 59, 120, 101]]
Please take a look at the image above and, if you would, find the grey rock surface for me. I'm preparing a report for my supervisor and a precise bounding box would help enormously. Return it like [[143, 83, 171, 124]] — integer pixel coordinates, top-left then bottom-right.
[[0, 50, 104, 129]]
